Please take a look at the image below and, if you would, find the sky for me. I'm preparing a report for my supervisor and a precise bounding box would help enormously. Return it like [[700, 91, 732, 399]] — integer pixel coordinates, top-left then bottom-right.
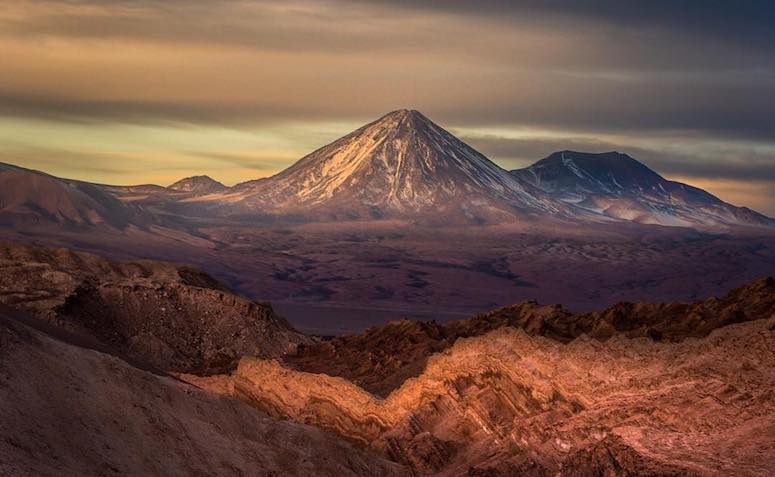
[[1, 0, 774, 214]]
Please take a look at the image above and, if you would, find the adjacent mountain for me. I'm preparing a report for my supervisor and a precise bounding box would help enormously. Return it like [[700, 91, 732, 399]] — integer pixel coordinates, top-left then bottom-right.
[[103, 176, 227, 207], [0, 240, 309, 373], [0, 309, 407, 477], [512, 151, 773, 227], [192, 109, 571, 223], [0, 162, 145, 228], [168, 175, 227, 194]]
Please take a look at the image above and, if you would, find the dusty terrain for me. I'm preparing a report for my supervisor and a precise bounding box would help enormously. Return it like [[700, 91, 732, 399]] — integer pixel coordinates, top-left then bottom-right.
[[0, 309, 407, 477], [190, 315, 775, 476], [0, 241, 309, 373], [199, 222, 775, 333]]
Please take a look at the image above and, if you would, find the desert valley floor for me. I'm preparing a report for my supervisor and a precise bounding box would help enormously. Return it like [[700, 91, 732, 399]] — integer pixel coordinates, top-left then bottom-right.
[[2, 221, 773, 335]]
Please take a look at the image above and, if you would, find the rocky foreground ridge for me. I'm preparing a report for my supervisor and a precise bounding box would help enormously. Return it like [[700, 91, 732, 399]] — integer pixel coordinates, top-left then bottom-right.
[[190, 317, 775, 476], [185, 278, 775, 476], [0, 241, 309, 373], [287, 277, 775, 396], [0, 308, 405, 477], [0, 240, 772, 476]]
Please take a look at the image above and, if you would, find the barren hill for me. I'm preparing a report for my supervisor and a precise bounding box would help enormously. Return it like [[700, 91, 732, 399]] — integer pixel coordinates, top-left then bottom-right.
[[0, 241, 309, 373], [512, 151, 772, 227]]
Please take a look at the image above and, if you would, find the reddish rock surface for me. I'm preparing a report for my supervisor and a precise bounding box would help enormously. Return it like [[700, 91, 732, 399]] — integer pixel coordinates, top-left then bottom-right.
[[193, 317, 775, 476], [1, 240, 773, 476], [287, 277, 775, 396]]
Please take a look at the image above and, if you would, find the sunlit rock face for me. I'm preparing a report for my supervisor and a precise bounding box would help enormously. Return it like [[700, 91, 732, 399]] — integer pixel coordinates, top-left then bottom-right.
[[188, 278, 775, 476], [285, 277, 775, 396]]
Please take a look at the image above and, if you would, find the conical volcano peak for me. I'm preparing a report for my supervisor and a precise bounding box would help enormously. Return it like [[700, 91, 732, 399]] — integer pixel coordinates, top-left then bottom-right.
[[225, 109, 564, 221], [380, 108, 424, 121], [369, 109, 436, 136]]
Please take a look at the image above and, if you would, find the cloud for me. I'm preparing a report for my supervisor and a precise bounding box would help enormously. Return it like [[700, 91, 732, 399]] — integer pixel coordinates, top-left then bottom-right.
[[365, 0, 775, 54], [0, 145, 163, 179], [0, 0, 773, 141]]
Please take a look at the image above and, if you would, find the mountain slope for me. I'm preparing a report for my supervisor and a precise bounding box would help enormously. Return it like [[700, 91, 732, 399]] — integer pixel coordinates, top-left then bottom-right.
[[0, 162, 145, 228], [0, 309, 407, 477], [193, 110, 571, 223], [512, 151, 773, 227], [191, 283, 775, 476]]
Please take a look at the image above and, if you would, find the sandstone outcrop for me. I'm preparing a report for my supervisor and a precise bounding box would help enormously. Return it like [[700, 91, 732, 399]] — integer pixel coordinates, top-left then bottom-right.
[[192, 318, 775, 476]]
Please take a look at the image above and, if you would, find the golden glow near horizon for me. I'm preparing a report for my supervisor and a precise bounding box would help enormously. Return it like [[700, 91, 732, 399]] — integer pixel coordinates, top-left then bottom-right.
[[0, 117, 359, 186], [0, 1, 773, 214]]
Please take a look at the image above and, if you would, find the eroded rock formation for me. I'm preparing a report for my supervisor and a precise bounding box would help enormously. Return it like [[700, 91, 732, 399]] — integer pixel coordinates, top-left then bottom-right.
[[287, 277, 775, 396], [190, 318, 775, 476], [2, 240, 773, 476], [0, 241, 309, 373]]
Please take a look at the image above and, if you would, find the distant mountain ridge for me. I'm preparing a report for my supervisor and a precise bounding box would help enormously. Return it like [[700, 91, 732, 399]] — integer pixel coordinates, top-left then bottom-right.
[[0, 110, 771, 228], [0, 162, 145, 228], [511, 151, 772, 227]]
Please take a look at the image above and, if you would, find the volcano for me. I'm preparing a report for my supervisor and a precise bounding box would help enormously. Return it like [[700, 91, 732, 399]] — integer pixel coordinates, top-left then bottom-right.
[[512, 151, 773, 227], [199, 109, 570, 223], [1, 112, 770, 229]]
